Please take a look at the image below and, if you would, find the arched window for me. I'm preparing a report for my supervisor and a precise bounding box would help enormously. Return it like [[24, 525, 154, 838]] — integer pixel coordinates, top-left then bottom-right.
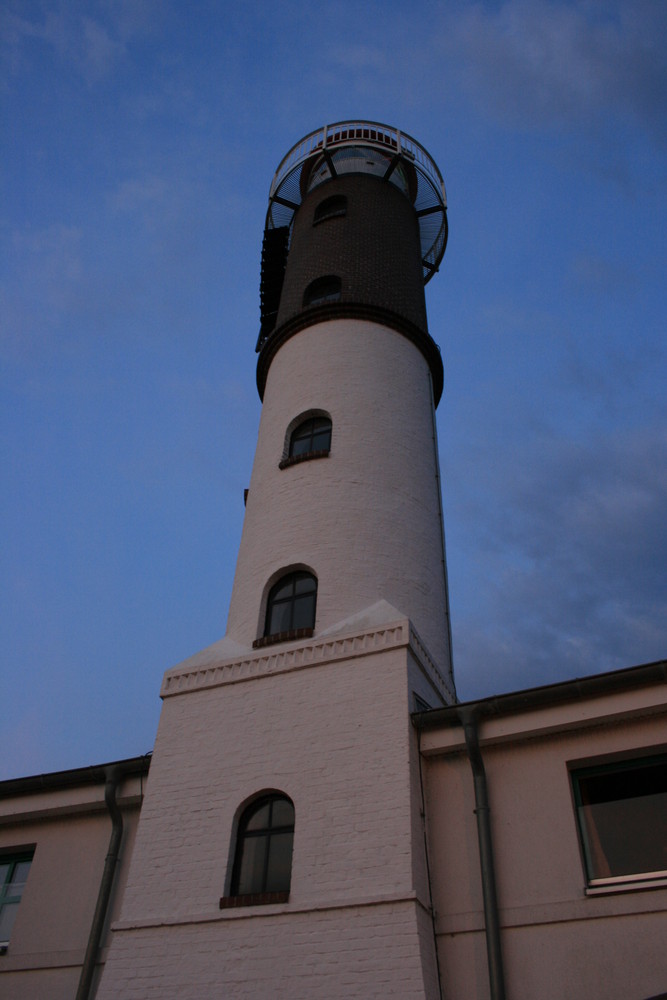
[[227, 794, 295, 901], [313, 194, 347, 225], [289, 416, 332, 459], [264, 571, 317, 638], [303, 275, 341, 308]]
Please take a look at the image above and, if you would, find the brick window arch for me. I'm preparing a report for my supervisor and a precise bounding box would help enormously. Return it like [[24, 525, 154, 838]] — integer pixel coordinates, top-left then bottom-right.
[[313, 194, 347, 225]]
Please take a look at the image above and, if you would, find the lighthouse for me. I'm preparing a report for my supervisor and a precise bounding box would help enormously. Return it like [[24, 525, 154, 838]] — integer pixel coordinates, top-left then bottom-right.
[[97, 121, 455, 999], [227, 121, 454, 682]]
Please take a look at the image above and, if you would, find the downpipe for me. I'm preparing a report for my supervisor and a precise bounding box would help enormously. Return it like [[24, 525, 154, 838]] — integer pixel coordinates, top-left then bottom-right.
[[75, 766, 124, 1000], [460, 708, 506, 1000]]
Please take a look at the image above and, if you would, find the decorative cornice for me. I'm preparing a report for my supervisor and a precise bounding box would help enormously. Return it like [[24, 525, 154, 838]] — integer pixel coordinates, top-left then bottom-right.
[[408, 623, 457, 703], [160, 619, 447, 699], [256, 304, 443, 406]]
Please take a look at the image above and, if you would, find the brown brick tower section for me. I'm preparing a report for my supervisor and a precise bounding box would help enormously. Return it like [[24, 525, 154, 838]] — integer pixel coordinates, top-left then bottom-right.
[[256, 171, 444, 403], [256, 121, 447, 405], [277, 174, 428, 332]]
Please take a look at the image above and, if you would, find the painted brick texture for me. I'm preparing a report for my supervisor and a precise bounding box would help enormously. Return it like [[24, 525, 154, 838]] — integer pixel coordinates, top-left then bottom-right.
[[99, 902, 432, 1000], [96, 644, 439, 997], [227, 319, 453, 685]]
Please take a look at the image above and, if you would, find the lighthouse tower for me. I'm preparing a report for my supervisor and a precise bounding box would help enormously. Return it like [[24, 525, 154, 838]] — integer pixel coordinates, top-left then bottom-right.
[[97, 121, 455, 1000]]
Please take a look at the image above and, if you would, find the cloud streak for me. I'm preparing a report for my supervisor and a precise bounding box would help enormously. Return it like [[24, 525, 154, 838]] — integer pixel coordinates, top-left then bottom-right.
[[2, 0, 160, 86], [452, 424, 667, 697], [442, 0, 667, 143]]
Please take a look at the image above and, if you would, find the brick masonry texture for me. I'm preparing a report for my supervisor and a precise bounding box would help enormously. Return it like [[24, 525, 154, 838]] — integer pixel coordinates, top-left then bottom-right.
[[227, 319, 453, 683], [95, 646, 439, 998], [98, 902, 434, 999], [276, 174, 428, 334]]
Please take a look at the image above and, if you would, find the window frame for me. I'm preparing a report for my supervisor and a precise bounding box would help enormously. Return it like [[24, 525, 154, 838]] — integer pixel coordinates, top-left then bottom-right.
[[255, 570, 317, 649], [280, 414, 332, 469], [0, 850, 34, 949], [303, 275, 341, 308], [220, 793, 295, 908], [570, 751, 667, 894]]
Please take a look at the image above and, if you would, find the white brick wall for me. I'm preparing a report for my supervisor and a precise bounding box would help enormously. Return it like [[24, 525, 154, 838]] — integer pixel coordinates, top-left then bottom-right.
[[97, 639, 440, 998], [226, 319, 453, 687], [99, 902, 434, 1000]]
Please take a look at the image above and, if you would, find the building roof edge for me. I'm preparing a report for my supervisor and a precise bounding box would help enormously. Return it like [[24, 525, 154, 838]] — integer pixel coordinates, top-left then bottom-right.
[[0, 753, 152, 798], [412, 659, 667, 730]]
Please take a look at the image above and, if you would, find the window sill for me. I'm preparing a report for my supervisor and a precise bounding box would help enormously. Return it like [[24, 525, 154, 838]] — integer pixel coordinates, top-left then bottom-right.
[[220, 891, 289, 909], [279, 449, 330, 470], [253, 627, 314, 649], [313, 211, 346, 225], [585, 872, 667, 896]]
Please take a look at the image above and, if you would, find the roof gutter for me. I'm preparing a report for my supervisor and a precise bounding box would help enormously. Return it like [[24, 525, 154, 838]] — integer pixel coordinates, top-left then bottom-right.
[[414, 659, 667, 733]]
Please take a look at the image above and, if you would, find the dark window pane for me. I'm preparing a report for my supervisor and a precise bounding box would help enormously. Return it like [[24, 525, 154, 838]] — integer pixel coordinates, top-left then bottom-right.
[[311, 429, 331, 451], [293, 573, 316, 595], [291, 436, 312, 457], [265, 832, 294, 892], [236, 836, 267, 896], [265, 572, 317, 637], [268, 601, 292, 635], [0, 854, 33, 945], [292, 420, 313, 440], [271, 799, 295, 828], [245, 802, 271, 831], [292, 594, 316, 629], [574, 757, 667, 881], [0, 902, 18, 943], [10, 863, 31, 891], [288, 416, 332, 459], [313, 195, 347, 223], [303, 275, 341, 308], [271, 579, 295, 602], [232, 795, 294, 896]]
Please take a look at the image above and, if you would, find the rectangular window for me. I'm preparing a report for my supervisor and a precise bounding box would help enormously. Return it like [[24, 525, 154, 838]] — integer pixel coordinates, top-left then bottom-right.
[[0, 851, 34, 947], [571, 754, 667, 888]]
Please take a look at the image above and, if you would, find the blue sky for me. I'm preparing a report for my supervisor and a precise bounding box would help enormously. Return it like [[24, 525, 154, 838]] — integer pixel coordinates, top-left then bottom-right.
[[2, 0, 666, 779]]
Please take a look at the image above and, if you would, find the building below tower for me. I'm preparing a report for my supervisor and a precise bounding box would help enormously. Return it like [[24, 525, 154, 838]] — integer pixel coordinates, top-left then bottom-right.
[[1, 660, 666, 999]]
